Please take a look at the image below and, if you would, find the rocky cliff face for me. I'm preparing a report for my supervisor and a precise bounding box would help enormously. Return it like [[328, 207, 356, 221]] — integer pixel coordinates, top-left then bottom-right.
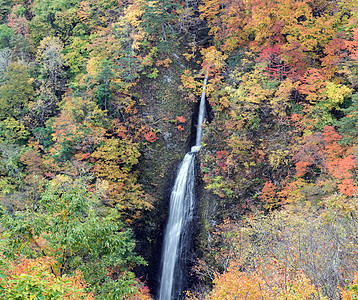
[[132, 50, 199, 294]]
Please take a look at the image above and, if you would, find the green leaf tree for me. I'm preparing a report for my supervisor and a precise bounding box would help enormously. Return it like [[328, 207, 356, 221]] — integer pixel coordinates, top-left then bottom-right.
[[0, 177, 146, 297], [0, 62, 34, 120]]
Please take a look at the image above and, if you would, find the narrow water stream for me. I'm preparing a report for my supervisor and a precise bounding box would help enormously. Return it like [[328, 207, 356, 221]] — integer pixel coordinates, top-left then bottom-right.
[[158, 75, 208, 299]]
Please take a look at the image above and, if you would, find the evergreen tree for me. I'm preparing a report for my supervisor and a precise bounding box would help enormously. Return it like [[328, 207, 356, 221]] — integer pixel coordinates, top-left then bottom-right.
[[143, 0, 180, 49], [338, 93, 358, 145]]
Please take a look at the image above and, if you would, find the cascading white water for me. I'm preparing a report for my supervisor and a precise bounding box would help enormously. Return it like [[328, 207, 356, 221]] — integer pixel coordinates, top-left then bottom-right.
[[158, 74, 208, 300], [196, 76, 208, 146]]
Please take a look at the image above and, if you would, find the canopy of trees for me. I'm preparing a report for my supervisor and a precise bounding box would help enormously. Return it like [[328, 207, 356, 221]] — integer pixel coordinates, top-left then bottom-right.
[[0, 0, 357, 298]]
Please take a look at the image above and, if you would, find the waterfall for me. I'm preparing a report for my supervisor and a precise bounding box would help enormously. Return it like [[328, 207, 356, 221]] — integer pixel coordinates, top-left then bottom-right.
[[196, 76, 208, 146], [158, 74, 208, 300]]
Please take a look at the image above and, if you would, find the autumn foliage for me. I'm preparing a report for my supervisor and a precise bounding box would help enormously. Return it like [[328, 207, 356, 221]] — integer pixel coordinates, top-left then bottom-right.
[[0, 0, 357, 297], [0, 256, 93, 299]]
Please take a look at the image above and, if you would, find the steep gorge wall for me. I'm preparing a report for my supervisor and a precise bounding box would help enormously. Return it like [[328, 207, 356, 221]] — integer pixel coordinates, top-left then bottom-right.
[[133, 49, 199, 294]]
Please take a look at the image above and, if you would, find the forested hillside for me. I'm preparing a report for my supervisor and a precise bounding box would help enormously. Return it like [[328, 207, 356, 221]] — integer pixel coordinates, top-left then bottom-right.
[[0, 0, 357, 299]]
